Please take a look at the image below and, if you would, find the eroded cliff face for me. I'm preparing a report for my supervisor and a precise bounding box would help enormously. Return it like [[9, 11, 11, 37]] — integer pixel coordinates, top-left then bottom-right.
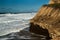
[[49, 0, 60, 4], [30, 0, 60, 40]]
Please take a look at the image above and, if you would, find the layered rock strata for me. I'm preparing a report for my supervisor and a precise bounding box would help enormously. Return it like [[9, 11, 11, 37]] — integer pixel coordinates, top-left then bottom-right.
[[29, 0, 60, 40], [49, 0, 60, 4]]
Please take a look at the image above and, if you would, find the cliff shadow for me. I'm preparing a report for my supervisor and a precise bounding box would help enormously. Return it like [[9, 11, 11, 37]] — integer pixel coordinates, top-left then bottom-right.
[[29, 23, 52, 40]]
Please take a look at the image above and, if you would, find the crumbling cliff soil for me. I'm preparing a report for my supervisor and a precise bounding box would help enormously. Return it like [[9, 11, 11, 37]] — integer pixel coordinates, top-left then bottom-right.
[[29, 0, 60, 40]]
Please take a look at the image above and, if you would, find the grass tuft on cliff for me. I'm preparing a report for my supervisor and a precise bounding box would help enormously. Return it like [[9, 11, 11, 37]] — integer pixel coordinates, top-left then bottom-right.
[[43, 3, 60, 8]]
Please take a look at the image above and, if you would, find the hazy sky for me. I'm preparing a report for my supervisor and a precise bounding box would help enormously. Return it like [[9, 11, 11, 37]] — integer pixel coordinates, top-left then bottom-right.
[[0, 0, 49, 12]]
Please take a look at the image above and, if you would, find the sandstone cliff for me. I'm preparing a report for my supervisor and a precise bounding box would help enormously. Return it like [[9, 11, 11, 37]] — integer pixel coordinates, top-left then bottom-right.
[[30, 0, 60, 40], [49, 0, 60, 4]]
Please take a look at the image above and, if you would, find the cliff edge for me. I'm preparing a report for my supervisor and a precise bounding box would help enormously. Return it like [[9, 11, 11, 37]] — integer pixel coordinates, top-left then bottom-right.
[[29, 0, 60, 40]]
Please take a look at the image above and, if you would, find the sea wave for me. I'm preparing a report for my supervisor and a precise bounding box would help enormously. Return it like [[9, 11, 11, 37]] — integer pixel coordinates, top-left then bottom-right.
[[0, 20, 22, 23], [0, 27, 47, 40], [0, 13, 36, 40], [0, 26, 29, 36]]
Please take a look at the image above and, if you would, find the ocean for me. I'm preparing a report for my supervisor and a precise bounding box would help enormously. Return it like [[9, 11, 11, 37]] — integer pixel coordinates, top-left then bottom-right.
[[0, 13, 47, 40]]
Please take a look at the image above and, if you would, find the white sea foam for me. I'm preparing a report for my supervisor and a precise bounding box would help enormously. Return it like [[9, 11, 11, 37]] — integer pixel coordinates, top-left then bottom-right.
[[0, 13, 36, 36], [0, 26, 29, 36], [0, 20, 21, 23]]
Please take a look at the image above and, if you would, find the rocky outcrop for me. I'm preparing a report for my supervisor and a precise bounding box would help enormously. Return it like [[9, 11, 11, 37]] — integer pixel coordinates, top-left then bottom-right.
[[29, 23, 51, 40], [49, 0, 60, 4], [29, 0, 60, 40]]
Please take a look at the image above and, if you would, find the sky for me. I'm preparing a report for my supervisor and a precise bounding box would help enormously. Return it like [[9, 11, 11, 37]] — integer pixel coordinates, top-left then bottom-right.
[[0, 0, 49, 12]]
